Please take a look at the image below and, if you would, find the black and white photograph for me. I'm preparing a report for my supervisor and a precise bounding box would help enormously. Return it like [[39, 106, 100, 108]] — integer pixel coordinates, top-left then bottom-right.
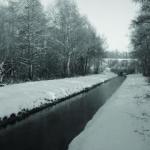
[[0, 0, 150, 150]]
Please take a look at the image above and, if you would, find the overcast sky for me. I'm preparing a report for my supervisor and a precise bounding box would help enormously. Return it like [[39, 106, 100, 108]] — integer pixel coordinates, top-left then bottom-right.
[[41, 0, 139, 52]]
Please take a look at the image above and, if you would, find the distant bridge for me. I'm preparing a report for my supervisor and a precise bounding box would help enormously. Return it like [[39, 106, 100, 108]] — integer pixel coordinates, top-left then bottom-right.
[[103, 58, 139, 74], [103, 58, 138, 62]]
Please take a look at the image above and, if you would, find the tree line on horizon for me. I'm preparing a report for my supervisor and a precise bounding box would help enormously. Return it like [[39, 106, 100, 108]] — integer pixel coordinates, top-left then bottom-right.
[[131, 0, 150, 76], [0, 0, 105, 83]]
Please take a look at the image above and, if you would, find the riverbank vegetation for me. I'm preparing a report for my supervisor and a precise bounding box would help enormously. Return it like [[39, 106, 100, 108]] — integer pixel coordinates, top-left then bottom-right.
[[131, 0, 150, 76], [0, 0, 105, 83]]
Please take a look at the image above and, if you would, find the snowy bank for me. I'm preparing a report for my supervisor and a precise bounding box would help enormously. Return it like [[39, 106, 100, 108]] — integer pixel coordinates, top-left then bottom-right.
[[0, 72, 116, 122], [69, 74, 150, 150]]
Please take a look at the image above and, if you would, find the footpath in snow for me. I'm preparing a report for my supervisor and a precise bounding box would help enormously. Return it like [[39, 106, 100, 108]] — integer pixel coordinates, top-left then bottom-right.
[[69, 74, 150, 150], [0, 72, 116, 121]]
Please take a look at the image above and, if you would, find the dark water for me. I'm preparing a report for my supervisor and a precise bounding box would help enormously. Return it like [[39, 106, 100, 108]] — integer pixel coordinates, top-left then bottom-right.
[[0, 77, 125, 150]]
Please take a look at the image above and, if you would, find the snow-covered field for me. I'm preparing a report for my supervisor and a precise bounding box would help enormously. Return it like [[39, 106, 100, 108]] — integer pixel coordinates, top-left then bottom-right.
[[69, 74, 150, 150], [0, 72, 116, 119]]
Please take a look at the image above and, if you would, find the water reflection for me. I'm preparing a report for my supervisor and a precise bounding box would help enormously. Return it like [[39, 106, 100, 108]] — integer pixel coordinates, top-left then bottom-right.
[[0, 77, 125, 150]]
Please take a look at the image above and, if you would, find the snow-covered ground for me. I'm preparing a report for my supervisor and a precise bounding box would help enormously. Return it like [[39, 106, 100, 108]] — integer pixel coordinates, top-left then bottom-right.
[[69, 74, 150, 150], [0, 72, 116, 119]]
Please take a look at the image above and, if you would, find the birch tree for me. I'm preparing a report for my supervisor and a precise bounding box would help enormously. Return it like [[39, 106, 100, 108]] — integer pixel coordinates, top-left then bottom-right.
[[16, 0, 47, 80]]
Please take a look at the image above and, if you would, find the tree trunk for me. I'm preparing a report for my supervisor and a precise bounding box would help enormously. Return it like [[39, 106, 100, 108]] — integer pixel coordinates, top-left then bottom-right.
[[84, 57, 88, 75], [67, 53, 71, 77], [0, 62, 5, 83], [0, 75, 4, 83], [28, 64, 33, 80]]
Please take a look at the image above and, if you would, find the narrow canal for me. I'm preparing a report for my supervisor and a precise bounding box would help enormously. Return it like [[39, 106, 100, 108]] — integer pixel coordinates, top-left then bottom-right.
[[0, 76, 125, 150]]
